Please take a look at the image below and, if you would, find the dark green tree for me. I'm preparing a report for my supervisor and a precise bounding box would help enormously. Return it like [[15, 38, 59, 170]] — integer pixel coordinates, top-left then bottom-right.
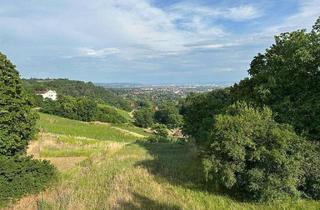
[[76, 97, 97, 122], [154, 102, 182, 129], [205, 102, 304, 202], [0, 53, 37, 156], [181, 89, 231, 146], [231, 17, 320, 140], [133, 107, 154, 128]]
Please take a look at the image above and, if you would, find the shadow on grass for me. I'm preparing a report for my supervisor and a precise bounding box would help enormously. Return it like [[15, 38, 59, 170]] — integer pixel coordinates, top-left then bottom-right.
[[135, 141, 208, 192], [134, 141, 246, 203], [118, 192, 181, 210]]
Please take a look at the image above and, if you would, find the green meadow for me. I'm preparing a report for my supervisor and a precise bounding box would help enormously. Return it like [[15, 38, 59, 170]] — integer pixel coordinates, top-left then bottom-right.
[[37, 113, 145, 142], [6, 113, 320, 210]]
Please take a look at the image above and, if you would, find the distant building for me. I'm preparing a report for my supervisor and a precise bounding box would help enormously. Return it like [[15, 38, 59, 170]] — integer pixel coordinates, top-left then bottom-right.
[[35, 90, 57, 101]]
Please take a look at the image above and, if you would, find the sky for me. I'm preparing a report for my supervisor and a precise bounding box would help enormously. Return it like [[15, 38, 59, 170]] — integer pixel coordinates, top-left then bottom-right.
[[0, 0, 319, 85]]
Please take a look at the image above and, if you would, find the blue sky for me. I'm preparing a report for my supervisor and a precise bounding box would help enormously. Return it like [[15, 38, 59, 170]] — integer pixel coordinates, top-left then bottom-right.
[[0, 0, 319, 84]]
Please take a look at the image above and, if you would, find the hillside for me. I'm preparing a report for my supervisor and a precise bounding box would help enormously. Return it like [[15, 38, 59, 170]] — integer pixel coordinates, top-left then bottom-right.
[[6, 113, 320, 210], [23, 79, 132, 111]]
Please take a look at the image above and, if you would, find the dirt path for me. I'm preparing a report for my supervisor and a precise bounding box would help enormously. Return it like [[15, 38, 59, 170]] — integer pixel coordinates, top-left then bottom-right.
[[111, 126, 146, 138]]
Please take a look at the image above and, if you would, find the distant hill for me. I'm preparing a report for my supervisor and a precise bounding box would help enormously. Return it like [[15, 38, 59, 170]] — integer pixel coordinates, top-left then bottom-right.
[[23, 78, 133, 111]]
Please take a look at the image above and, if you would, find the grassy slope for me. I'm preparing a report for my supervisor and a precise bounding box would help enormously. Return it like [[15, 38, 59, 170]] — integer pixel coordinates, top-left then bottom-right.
[[7, 114, 320, 210], [38, 113, 144, 142]]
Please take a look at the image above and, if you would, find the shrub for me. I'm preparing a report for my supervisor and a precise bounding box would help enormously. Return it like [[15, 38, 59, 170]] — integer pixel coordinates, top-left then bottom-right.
[[205, 102, 305, 202], [299, 141, 320, 200], [0, 52, 38, 156], [95, 106, 128, 124], [151, 124, 169, 137], [0, 155, 56, 204], [147, 124, 180, 143], [133, 107, 154, 128]]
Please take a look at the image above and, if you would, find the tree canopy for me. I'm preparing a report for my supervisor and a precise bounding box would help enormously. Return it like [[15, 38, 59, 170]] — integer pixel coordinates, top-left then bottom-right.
[[231, 17, 320, 140], [0, 52, 37, 156]]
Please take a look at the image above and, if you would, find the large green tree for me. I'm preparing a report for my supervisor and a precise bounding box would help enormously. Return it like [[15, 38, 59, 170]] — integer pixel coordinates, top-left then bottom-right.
[[231, 17, 320, 140], [205, 102, 305, 202], [181, 89, 231, 146], [133, 107, 154, 128], [0, 53, 37, 156], [154, 102, 182, 129]]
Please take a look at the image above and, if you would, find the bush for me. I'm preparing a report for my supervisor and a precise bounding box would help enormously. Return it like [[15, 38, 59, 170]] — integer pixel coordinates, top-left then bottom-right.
[[95, 106, 128, 124], [147, 124, 180, 143], [299, 141, 320, 200], [133, 108, 154, 128], [0, 155, 56, 204], [205, 102, 305, 202]]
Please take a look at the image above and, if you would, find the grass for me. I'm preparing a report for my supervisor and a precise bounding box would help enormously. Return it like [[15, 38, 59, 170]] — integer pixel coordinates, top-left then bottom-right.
[[115, 123, 151, 136], [38, 113, 142, 142], [6, 113, 320, 209], [11, 142, 320, 210]]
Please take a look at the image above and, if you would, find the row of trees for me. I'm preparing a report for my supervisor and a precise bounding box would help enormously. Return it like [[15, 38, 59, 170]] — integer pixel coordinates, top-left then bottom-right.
[[23, 78, 133, 111], [133, 102, 183, 129], [41, 96, 129, 124], [182, 17, 320, 202]]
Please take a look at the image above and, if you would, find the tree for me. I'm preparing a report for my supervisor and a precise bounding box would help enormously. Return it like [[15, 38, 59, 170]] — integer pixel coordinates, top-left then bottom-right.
[[231, 17, 320, 140], [76, 97, 97, 122], [181, 89, 231, 146], [0, 52, 37, 156], [204, 102, 305, 202], [154, 102, 182, 129], [133, 108, 154, 128]]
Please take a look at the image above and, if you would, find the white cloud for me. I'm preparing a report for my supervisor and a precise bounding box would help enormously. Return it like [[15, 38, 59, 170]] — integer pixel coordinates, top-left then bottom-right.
[[227, 5, 261, 21], [77, 47, 120, 58], [264, 0, 320, 34], [168, 3, 261, 22]]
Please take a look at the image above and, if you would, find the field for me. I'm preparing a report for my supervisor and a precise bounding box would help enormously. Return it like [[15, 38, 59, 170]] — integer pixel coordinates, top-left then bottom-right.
[[5, 114, 320, 210]]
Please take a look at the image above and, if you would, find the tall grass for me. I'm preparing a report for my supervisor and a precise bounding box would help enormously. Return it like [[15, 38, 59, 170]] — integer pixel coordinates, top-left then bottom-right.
[[12, 142, 320, 210], [7, 113, 319, 209]]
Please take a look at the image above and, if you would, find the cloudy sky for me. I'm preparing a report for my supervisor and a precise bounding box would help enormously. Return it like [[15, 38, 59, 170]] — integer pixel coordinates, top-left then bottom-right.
[[0, 0, 319, 84]]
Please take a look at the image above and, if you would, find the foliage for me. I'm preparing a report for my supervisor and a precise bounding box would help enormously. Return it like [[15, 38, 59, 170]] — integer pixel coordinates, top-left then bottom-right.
[[181, 89, 232, 146], [300, 141, 320, 200], [154, 102, 182, 129], [147, 124, 172, 143], [41, 95, 97, 122], [0, 52, 38, 156], [95, 105, 129, 124], [231, 17, 320, 140], [204, 102, 305, 202], [23, 78, 132, 111], [0, 155, 56, 204], [41, 95, 129, 124], [152, 124, 169, 137], [133, 107, 154, 128]]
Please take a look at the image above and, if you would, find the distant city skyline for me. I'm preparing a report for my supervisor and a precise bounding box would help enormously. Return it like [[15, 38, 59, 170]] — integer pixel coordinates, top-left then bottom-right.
[[1, 0, 319, 84]]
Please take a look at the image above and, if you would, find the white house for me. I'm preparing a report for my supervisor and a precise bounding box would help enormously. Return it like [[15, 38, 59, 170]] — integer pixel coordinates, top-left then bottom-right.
[[36, 90, 57, 101]]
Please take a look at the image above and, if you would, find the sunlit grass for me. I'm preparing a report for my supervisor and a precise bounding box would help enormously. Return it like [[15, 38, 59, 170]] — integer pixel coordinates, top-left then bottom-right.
[[38, 113, 141, 142]]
